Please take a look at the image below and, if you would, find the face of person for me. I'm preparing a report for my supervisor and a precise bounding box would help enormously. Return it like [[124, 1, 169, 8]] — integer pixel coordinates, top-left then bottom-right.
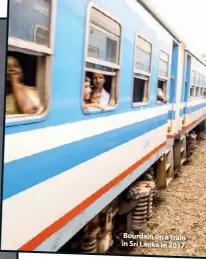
[[84, 81, 92, 101], [92, 73, 105, 88], [90, 93, 101, 104], [7, 56, 22, 82]]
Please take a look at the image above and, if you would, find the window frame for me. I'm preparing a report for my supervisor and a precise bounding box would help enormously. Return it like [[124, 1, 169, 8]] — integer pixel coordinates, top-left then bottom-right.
[[200, 87, 204, 97], [6, 0, 56, 126], [132, 33, 152, 108], [199, 74, 204, 97], [204, 76, 206, 98], [156, 49, 169, 104], [194, 72, 200, 98], [81, 2, 122, 114], [191, 70, 195, 86], [190, 70, 196, 99], [204, 86, 206, 98]]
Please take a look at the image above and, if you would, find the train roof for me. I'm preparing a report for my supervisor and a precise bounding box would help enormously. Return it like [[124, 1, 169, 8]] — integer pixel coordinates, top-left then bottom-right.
[[137, 0, 182, 43], [185, 49, 206, 68], [138, 0, 206, 66]]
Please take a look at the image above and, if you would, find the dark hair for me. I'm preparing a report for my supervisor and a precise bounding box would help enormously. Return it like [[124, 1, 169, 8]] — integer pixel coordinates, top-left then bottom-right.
[[85, 77, 91, 83], [92, 73, 105, 80], [7, 56, 23, 95], [91, 87, 101, 95]]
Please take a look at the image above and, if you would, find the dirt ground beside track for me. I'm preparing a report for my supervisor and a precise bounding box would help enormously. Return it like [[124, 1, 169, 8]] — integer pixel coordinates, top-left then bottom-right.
[[127, 137, 206, 257]]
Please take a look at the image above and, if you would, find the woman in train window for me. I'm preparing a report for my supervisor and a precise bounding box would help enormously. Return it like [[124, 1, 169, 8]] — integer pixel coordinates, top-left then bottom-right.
[[6, 56, 43, 115], [92, 73, 116, 107], [84, 77, 104, 111]]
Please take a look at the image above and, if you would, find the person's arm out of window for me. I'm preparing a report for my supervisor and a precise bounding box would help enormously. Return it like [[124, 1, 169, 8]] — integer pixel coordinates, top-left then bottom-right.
[[11, 74, 39, 114]]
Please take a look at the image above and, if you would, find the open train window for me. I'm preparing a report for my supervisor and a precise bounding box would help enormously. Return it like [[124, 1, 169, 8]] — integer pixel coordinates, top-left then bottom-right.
[[204, 88, 206, 98], [195, 87, 200, 97], [132, 35, 151, 105], [157, 50, 169, 103], [83, 5, 121, 113], [6, 0, 54, 121]]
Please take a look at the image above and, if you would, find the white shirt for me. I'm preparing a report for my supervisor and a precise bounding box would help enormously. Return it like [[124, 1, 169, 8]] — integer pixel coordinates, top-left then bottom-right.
[[100, 88, 110, 106], [157, 88, 164, 98]]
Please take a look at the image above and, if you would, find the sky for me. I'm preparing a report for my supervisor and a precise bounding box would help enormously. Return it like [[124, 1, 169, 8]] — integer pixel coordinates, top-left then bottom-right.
[[148, 0, 206, 58]]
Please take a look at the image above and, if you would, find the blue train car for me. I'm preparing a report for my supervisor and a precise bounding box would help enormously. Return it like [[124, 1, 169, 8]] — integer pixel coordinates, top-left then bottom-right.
[[1, 0, 206, 252], [181, 50, 206, 133]]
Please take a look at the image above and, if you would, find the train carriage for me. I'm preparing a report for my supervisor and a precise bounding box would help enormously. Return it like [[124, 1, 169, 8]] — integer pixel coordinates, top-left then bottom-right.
[[1, 0, 206, 253]]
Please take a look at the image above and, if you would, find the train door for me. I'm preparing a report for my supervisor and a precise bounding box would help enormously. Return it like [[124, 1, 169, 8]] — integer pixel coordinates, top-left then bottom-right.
[[0, 20, 8, 222], [168, 40, 179, 134]]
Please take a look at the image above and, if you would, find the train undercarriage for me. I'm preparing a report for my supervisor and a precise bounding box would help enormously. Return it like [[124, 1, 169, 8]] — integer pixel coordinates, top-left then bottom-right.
[[59, 120, 206, 254]]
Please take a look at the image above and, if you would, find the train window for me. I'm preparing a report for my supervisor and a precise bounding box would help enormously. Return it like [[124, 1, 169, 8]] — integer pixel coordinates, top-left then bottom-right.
[[6, 0, 53, 119], [134, 36, 151, 72], [191, 70, 195, 85], [200, 87, 204, 96], [204, 77, 206, 97], [9, 0, 51, 47], [195, 87, 200, 97], [195, 72, 200, 86], [133, 76, 149, 103], [200, 75, 204, 97], [132, 36, 151, 105], [83, 5, 121, 112], [190, 86, 195, 98], [190, 70, 195, 98], [194, 72, 199, 97], [157, 50, 169, 103], [204, 87, 206, 97], [158, 51, 169, 78], [200, 75, 204, 87]]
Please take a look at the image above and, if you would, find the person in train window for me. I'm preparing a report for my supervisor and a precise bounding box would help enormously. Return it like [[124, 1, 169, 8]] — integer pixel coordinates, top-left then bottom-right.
[[157, 87, 167, 103], [6, 56, 43, 115], [84, 77, 92, 102], [83, 77, 104, 111], [89, 88, 105, 110], [92, 73, 112, 106]]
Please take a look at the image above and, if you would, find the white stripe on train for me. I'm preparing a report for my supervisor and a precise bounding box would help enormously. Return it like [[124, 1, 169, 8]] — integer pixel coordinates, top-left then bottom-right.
[[4, 104, 170, 163]]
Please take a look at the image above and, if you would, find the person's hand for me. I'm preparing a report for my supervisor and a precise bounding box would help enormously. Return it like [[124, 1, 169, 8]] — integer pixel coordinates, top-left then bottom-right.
[[157, 96, 166, 103], [84, 105, 89, 112], [10, 72, 21, 85], [109, 99, 116, 106], [98, 105, 105, 111]]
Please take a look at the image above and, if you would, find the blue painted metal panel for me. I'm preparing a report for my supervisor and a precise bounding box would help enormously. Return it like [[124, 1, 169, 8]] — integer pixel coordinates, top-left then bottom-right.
[[169, 41, 179, 104], [168, 110, 176, 120], [180, 102, 206, 116]]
